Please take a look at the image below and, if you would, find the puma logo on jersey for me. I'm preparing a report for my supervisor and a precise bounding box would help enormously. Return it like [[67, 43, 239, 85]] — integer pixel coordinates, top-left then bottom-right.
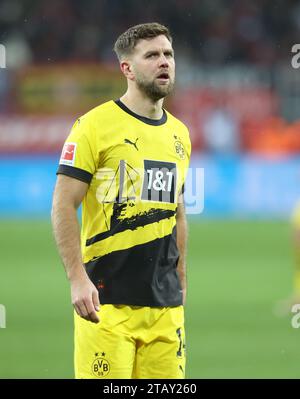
[[124, 138, 139, 151]]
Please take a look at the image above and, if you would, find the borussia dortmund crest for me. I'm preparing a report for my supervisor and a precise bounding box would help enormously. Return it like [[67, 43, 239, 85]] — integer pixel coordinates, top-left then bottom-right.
[[92, 352, 110, 378], [174, 140, 185, 160]]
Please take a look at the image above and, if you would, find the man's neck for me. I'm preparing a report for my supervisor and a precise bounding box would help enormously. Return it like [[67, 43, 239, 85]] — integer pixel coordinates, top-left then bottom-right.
[[120, 90, 164, 120]]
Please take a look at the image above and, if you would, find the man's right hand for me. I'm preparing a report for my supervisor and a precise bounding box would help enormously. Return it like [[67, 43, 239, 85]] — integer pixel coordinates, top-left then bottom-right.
[[70, 274, 100, 323]]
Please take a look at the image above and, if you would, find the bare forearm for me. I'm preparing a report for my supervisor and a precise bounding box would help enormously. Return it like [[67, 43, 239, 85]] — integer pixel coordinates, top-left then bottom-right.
[[177, 224, 187, 289], [176, 209, 188, 302], [51, 204, 85, 282], [51, 175, 99, 323]]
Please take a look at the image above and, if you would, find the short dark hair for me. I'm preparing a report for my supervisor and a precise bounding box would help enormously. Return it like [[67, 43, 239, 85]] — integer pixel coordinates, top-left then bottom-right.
[[113, 22, 172, 61]]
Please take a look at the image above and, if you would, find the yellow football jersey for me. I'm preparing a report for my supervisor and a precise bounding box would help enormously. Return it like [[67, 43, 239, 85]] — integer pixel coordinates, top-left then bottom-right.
[[57, 99, 191, 307]]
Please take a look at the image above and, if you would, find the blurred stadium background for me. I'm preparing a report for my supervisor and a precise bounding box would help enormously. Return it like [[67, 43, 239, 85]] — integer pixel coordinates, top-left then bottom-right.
[[1, 0, 300, 379]]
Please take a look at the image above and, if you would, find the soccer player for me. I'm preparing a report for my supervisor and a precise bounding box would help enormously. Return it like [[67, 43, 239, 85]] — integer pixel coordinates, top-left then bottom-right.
[[51, 22, 191, 379], [291, 202, 300, 301], [274, 200, 300, 316]]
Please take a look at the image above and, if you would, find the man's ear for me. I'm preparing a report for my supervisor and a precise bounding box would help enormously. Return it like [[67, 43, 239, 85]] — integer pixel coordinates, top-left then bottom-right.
[[120, 60, 135, 81]]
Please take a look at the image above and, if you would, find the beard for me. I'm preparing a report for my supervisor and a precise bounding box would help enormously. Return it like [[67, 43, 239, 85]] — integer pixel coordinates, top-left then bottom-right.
[[135, 72, 174, 102]]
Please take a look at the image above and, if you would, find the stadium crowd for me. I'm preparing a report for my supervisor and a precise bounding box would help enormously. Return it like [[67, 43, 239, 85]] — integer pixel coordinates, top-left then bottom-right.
[[0, 0, 298, 66], [0, 0, 299, 155]]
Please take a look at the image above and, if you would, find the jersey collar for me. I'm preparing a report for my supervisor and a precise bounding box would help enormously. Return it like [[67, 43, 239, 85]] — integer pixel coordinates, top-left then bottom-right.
[[114, 99, 167, 126]]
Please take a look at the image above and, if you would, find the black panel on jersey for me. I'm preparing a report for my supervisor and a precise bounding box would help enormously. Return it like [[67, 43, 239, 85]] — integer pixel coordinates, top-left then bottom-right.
[[56, 165, 93, 184], [85, 227, 183, 307], [86, 206, 176, 246], [115, 99, 167, 126]]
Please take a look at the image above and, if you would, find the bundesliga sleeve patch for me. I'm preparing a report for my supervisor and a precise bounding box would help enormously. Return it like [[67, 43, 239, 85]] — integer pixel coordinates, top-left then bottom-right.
[[59, 142, 77, 166]]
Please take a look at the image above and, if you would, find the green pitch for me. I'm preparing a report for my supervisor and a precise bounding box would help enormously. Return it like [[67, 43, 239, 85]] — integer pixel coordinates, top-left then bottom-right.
[[0, 219, 298, 378]]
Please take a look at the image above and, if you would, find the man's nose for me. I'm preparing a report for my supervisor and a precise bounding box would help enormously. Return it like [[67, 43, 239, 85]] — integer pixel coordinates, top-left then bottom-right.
[[158, 56, 169, 68]]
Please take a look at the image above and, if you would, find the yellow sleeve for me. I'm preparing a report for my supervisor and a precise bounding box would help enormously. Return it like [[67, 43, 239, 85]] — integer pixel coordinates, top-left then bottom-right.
[[181, 127, 191, 194], [57, 115, 97, 184]]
